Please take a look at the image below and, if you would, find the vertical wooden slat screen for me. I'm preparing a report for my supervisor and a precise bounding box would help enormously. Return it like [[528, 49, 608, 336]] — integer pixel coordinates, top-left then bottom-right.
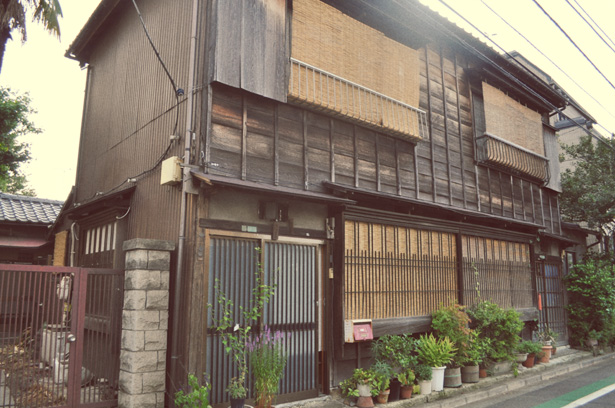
[[461, 235, 533, 309], [344, 221, 457, 320]]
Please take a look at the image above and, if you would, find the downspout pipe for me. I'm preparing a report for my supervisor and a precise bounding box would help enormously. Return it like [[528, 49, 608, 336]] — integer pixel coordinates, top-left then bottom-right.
[[171, 0, 200, 386]]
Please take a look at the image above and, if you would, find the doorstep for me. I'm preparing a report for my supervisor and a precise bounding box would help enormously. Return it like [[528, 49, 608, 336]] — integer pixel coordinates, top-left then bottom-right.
[[276, 348, 615, 408]]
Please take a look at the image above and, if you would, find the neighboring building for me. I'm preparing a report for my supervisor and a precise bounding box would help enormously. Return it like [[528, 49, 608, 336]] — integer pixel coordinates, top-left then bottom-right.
[[61, 0, 572, 404], [0, 193, 63, 265]]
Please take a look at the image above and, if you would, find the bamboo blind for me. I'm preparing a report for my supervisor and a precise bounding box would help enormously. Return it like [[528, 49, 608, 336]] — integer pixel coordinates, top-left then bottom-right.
[[461, 235, 533, 309], [290, 0, 423, 141], [483, 82, 544, 156], [344, 221, 457, 320]]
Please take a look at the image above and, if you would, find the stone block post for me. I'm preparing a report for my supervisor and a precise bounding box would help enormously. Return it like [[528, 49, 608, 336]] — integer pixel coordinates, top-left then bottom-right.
[[119, 239, 175, 408]]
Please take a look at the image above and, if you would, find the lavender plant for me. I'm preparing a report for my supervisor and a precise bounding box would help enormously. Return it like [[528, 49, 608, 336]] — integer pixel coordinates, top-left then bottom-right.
[[247, 326, 290, 408]]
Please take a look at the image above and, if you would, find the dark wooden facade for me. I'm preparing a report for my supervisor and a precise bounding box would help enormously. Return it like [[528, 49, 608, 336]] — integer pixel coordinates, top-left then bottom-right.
[[64, 0, 570, 401]]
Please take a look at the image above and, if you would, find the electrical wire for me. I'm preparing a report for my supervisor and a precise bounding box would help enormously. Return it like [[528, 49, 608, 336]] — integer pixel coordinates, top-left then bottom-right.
[[76, 1, 188, 206], [480, 0, 615, 124], [564, 0, 615, 55], [570, 0, 615, 51], [531, 0, 615, 92], [431, 0, 615, 150]]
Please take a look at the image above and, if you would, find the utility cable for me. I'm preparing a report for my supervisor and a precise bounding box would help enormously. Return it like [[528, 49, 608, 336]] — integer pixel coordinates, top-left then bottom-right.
[[480, 0, 615, 124], [432, 0, 615, 151], [531, 0, 615, 92], [76, 0, 188, 206], [564, 0, 615, 55], [570, 0, 615, 50]]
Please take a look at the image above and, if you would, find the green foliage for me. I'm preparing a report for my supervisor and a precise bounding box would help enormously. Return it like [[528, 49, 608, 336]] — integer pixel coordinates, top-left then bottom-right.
[[537, 329, 558, 345], [247, 327, 289, 407], [414, 364, 432, 381], [397, 368, 415, 386], [208, 248, 276, 399], [463, 331, 490, 366], [431, 303, 472, 367], [0, 87, 39, 195], [371, 334, 417, 372], [560, 134, 615, 246], [564, 259, 615, 347], [0, 1, 63, 72], [515, 340, 543, 355], [467, 301, 523, 363], [339, 368, 380, 398], [417, 333, 456, 367], [371, 361, 394, 392], [174, 373, 210, 408]]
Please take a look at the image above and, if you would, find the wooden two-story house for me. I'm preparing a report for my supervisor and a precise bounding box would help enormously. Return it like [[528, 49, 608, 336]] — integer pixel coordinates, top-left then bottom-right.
[[62, 0, 570, 404]]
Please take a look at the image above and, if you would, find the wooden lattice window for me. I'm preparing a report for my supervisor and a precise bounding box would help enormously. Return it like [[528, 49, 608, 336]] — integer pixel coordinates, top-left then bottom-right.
[[344, 220, 457, 320], [461, 235, 533, 309]]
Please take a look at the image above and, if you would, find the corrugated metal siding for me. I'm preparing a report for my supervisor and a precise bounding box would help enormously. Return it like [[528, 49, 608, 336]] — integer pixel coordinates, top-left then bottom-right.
[[74, 0, 194, 241], [263, 242, 317, 395], [206, 237, 318, 404]]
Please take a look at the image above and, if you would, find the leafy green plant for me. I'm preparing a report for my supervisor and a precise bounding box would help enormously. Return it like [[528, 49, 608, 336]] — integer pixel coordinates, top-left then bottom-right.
[[463, 331, 490, 366], [174, 373, 210, 408], [371, 361, 394, 392], [247, 326, 289, 407], [564, 259, 615, 347], [515, 340, 542, 355], [467, 301, 523, 363], [352, 368, 379, 397], [537, 329, 558, 345], [208, 248, 276, 399], [339, 377, 359, 398], [371, 334, 417, 372], [397, 368, 415, 386], [417, 333, 456, 367], [431, 303, 472, 367], [414, 364, 432, 381]]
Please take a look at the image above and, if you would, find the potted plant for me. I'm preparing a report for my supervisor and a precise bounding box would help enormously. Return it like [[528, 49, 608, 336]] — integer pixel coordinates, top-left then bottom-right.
[[537, 330, 556, 363], [350, 368, 378, 408], [431, 303, 472, 388], [417, 333, 456, 392], [397, 368, 415, 399], [467, 301, 523, 374], [371, 334, 417, 401], [461, 332, 490, 383], [414, 364, 433, 395], [227, 377, 247, 408], [516, 340, 542, 368], [174, 373, 211, 408], [371, 361, 394, 404]]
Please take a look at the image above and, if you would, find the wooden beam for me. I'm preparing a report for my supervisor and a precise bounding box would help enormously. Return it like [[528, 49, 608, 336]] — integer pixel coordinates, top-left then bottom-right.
[[241, 95, 247, 180], [425, 46, 436, 202], [440, 47, 453, 205], [454, 54, 467, 208], [274, 105, 279, 186]]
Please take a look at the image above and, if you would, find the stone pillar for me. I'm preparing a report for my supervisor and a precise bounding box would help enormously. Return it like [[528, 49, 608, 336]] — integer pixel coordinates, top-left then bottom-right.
[[119, 239, 175, 408]]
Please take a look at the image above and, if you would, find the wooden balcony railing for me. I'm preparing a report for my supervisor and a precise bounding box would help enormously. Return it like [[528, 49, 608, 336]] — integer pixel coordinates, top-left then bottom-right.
[[476, 132, 550, 182], [288, 58, 428, 143]]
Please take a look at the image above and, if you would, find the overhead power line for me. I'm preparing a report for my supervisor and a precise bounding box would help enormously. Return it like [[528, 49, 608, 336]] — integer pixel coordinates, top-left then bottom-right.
[[531, 0, 615, 93], [569, 0, 615, 51], [430, 0, 615, 150], [480, 0, 615, 124], [564, 0, 615, 55]]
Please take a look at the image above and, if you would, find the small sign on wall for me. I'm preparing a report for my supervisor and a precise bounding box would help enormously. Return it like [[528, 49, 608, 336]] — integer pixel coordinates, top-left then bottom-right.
[[344, 319, 373, 343]]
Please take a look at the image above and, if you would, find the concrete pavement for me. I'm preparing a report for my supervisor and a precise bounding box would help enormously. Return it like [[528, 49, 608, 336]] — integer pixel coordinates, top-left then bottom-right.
[[276, 347, 615, 408]]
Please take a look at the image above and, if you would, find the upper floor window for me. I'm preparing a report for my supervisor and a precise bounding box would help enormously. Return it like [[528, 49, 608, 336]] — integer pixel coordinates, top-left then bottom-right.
[[288, 0, 427, 143]]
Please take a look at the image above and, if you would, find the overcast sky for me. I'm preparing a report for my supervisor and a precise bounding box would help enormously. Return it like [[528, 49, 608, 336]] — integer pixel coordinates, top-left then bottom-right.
[[1, 0, 615, 201]]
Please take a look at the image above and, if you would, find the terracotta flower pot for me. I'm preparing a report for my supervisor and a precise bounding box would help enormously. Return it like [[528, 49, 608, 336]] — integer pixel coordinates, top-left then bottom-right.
[[375, 389, 390, 404], [522, 353, 536, 368], [400, 385, 413, 399], [479, 367, 488, 378], [539, 345, 552, 363]]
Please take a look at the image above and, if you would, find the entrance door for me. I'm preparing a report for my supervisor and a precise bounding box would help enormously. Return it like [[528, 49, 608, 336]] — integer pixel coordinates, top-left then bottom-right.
[[206, 234, 320, 405], [536, 257, 568, 344]]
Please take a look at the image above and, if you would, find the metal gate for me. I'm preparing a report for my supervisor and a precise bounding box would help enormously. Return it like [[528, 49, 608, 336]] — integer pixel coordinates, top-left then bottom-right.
[[0, 265, 123, 407], [206, 234, 320, 406], [536, 257, 568, 344]]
